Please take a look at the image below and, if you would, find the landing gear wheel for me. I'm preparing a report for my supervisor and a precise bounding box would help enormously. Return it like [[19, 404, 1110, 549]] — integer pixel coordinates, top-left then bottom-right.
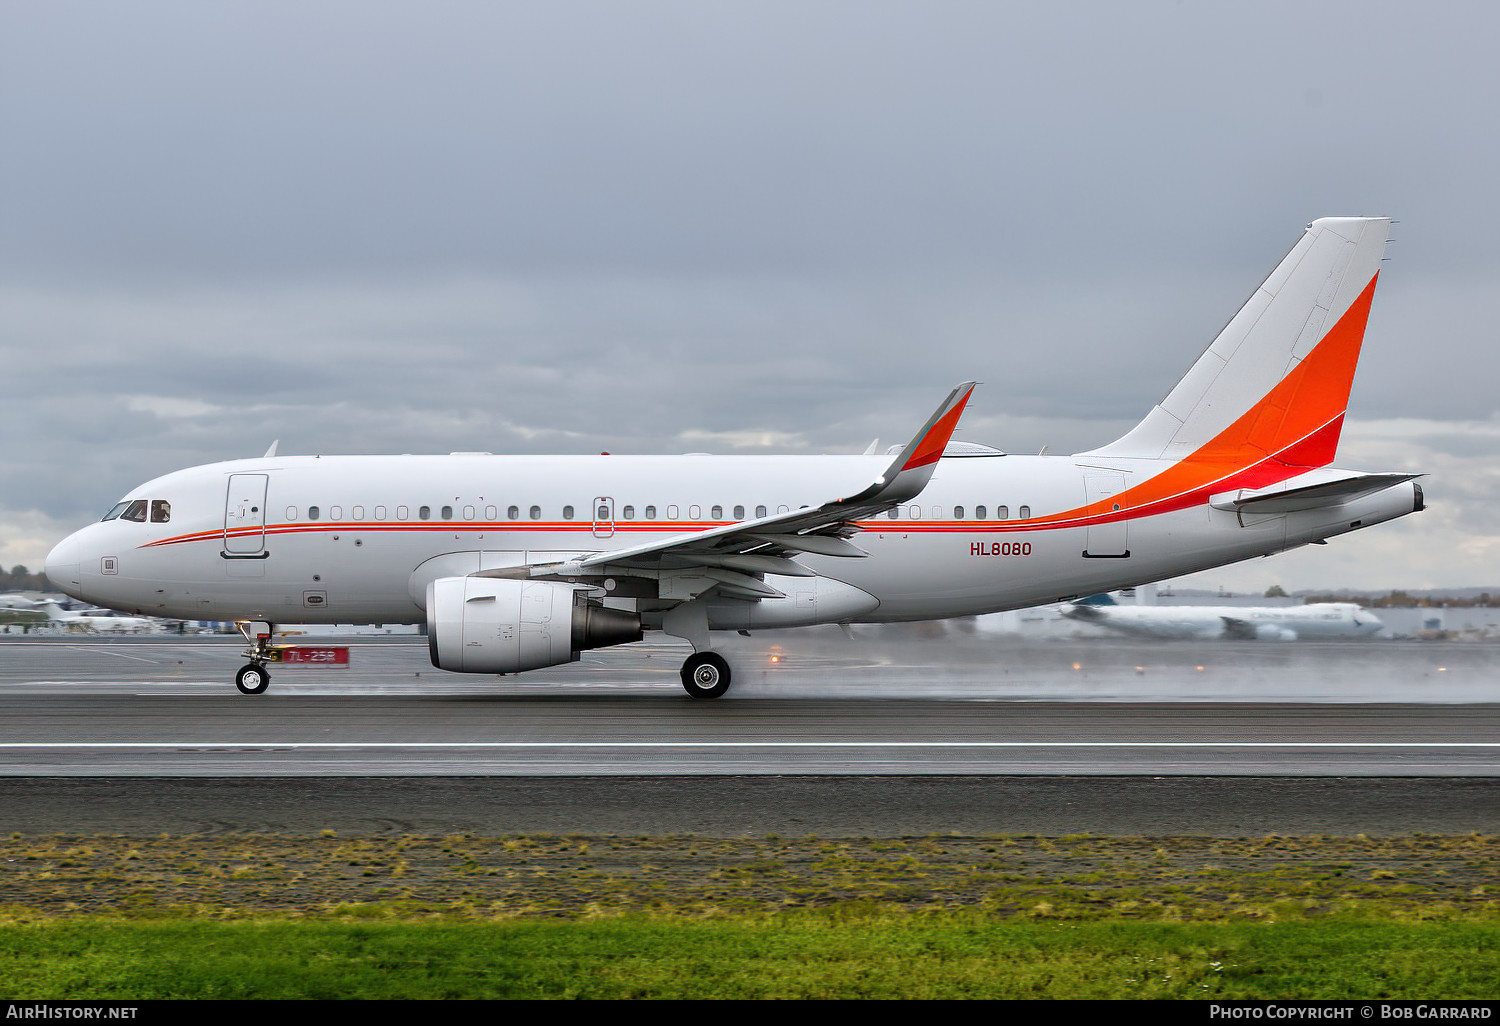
[[681, 652, 731, 699], [235, 663, 270, 696]]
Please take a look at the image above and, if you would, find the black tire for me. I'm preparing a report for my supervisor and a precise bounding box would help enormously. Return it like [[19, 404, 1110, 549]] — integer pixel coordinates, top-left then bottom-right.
[[235, 662, 270, 696], [680, 652, 731, 699]]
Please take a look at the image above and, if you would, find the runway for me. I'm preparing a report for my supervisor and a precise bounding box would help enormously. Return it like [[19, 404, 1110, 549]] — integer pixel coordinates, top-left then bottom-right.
[[0, 632, 1496, 777], [2, 632, 1496, 836]]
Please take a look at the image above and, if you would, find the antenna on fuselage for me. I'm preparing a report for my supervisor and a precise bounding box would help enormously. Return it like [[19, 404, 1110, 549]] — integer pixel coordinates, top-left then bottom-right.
[[263, 440, 279, 458]]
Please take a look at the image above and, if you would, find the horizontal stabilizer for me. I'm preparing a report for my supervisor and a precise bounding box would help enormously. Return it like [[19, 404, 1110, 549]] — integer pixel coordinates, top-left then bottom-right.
[[1211, 472, 1420, 514]]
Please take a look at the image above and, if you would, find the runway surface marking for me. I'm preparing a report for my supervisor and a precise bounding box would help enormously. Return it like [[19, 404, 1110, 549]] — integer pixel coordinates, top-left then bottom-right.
[[2, 741, 1497, 749]]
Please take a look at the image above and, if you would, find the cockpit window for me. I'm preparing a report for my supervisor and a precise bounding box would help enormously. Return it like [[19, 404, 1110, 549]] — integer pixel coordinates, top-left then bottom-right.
[[102, 502, 130, 522], [150, 499, 171, 523], [119, 499, 149, 523]]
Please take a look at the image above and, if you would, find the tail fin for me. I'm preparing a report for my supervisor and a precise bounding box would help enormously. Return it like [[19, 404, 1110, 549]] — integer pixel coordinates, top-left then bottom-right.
[[1074, 593, 1118, 606], [1084, 217, 1391, 467], [32, 600, 71, 621]]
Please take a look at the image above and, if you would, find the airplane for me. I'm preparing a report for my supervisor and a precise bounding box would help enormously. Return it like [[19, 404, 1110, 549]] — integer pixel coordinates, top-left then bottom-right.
[[1059, 593, 1383, 641], [28, 599, 159, 634], [44, 216, 1424, 698]]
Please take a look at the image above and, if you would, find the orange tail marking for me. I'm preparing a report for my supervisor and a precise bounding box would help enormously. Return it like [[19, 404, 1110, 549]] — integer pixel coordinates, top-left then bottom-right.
[[1048, 272, 1382, 526]]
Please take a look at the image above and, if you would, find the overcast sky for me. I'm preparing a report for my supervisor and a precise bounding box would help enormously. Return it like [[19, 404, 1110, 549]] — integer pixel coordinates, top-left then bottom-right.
[[3, 1, 1497, 593]]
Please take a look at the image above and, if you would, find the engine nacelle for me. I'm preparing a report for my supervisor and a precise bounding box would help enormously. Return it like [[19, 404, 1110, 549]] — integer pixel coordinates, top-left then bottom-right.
[[1254, 624, 1298, 642], [426, 576, 642, 673]]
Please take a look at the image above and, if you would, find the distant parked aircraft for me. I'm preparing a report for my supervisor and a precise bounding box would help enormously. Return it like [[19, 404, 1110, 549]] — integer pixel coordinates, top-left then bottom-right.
[[30, 600, 158, 634], [1060, 593, 1382, 641]]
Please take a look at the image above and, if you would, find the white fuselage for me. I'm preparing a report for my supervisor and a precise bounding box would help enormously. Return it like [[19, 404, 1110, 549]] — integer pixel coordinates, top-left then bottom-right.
[[44, 451, 1421, 629]]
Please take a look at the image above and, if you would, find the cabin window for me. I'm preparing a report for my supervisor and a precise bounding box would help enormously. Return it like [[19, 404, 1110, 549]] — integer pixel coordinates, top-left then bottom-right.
[[308, 506, 321, 521], [463, 506, 475, 520], [397, 506, 409, 521], [285, 506, 298, 521], [563, 505, 575, 520], [507, 505, 519, 520], [418, 506, 430, 521], [484, 505, 496, 520], [908, 506, 921, 520], [667, 505, 679, 519], [1019, 505, 1031, 519], [597, 503, 609, 520], [645, 505, 657, 520], [529, 505, 541, 520], [755, 505, 767, 518], [931, 506, 943, 519], [441, 505, 453, 520], [887, 508, 899, 520], [777, 505, 790, 514], [711, 505, 723, 519], [375, 506, 387, 521], [353, 506, 365, 520], [996, 505, 1009, 520], [733, 505, 745, 519], [150, 500, 171, 523], [622, 505, 635, 520], [689, 505, 702, 520], [330, 506, 342, 520], [954, 506, 965, 520]]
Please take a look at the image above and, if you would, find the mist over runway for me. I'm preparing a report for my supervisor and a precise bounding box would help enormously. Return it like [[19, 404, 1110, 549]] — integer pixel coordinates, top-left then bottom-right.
[[0, 627, 1490, 702], [0, 632, 1495, 779]]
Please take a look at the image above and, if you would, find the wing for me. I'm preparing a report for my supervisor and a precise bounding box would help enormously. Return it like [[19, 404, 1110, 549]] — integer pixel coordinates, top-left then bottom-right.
[[488, 382, 977, 599]]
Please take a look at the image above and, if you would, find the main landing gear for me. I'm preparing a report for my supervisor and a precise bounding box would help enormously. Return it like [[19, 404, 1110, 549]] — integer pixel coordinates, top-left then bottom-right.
[[234, 621, 274, 696], [680, 651, 731, 699], [664, 602, 733, 699]]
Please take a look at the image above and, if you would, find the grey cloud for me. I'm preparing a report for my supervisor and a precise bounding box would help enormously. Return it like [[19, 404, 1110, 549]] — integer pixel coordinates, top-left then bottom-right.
[[3, 1, 1498, 586]]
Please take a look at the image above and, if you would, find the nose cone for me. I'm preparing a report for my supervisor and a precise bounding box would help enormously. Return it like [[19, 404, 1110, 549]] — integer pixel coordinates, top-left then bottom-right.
[[44, 531, 86, 601]]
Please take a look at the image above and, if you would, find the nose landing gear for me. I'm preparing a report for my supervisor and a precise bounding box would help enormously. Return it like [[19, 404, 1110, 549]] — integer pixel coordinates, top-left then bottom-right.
[[233, 621, 275, 696], [235, 662, 270, 695]]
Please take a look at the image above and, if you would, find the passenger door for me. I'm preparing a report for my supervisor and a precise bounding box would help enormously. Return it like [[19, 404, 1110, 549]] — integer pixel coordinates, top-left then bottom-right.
[[224, 474, 269, 555]]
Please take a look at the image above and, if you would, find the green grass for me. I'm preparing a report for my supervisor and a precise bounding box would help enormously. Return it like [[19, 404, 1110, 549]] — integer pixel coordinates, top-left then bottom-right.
[[1, 831, 1495, 998], [0, 915, 1496, 999]]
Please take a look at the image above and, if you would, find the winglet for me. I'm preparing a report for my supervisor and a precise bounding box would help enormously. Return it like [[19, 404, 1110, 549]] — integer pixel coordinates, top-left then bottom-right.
[[838, 381, 977, 507]]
